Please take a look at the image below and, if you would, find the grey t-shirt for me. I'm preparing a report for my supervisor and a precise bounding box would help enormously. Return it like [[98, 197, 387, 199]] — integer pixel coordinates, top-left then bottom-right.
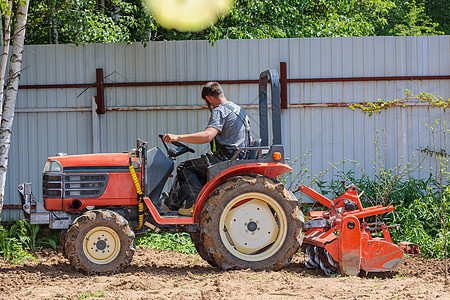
[[206, 101, 249, 153]]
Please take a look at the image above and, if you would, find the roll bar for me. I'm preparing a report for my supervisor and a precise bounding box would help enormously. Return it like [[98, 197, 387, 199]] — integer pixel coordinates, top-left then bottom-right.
[[259, 69, 282, 146]]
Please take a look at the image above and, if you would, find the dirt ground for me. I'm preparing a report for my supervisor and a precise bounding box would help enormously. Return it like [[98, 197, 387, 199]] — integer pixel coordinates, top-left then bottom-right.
[[0, 247, 449, 300]]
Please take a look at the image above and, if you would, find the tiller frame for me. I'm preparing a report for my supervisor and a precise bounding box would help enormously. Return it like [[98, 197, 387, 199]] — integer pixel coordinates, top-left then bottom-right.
[[298, 185, 404, 276]]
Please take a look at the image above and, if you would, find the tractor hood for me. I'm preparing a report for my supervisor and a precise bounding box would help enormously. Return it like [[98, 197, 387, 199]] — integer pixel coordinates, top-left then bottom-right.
[[46, 153, 131, 173], [42, 152, 141, 211]]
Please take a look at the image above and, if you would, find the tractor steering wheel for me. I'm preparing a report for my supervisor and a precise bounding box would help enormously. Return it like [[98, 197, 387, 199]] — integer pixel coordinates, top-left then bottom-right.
[[159, 134, 195, 158]]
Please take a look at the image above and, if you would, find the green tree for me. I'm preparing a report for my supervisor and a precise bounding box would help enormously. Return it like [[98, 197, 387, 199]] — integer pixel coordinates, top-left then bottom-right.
[[374, 0, 443, 36], [206, 0, 395, 41], [424, 0, 450, 34], [26, 0, 158, 44], [24, 0, 446, 46]]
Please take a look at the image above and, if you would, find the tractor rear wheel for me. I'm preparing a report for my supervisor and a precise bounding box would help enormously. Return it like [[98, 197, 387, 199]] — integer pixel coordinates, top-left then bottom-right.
[[65, 210, 135, 275], [199, 175, 304, 271], [190, 232, 217, 267]]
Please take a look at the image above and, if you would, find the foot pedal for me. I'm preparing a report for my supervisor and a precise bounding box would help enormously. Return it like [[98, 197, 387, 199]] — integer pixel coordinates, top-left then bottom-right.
[[178, 206, 194, 216]]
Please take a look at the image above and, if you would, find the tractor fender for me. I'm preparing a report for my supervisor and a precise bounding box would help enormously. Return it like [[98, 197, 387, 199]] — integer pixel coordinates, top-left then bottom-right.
[[192, 162, 292, 222]]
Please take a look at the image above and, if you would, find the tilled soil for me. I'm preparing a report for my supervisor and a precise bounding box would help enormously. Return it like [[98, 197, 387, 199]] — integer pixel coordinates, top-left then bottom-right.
[[0, 247, 449, 300]]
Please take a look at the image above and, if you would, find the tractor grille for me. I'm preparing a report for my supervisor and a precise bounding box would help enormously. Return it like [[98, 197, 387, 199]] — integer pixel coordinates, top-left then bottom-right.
[[43, 174, 62, 197], [43, 173, 108, 198]]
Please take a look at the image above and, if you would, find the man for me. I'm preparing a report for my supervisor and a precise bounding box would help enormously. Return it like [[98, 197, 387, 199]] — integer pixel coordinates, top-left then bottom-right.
[[162, 81, 251, 215]]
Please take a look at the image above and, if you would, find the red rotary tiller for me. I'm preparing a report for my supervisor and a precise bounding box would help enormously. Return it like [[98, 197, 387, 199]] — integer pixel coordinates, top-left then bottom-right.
[[298, 185, 404, 276]]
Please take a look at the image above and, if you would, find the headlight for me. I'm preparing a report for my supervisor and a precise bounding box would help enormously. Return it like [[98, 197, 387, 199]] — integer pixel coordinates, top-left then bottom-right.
[[43, 160, 62, 172]]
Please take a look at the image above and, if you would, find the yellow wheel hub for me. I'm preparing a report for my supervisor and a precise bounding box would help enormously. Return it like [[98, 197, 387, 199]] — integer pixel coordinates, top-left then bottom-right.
[[83, 226, 121, 265], [220, 192, 287, 261]]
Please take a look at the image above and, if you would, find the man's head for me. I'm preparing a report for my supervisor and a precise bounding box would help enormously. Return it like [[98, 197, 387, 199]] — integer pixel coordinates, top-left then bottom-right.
[[202, 82, 225, 111]]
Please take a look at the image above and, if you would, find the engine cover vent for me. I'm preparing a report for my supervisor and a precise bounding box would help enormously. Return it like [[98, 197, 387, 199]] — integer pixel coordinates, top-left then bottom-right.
[[43, 173, 108, 198]]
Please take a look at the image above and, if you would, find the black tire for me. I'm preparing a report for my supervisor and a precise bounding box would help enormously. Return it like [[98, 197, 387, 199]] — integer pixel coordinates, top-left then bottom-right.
[[65, 210, 135, 275], [60, 230, 68, 259], [190, 232, 217, 267], [199, 175, 304, 271]]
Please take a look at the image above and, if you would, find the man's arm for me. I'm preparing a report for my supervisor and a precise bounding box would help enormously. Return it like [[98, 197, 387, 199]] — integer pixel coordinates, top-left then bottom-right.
[[163, 127, 219, 144]]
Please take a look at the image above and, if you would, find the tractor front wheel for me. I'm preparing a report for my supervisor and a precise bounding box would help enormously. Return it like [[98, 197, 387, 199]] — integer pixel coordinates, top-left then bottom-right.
[[65, 210, 135, 275], [199, 175, 304, 271], [60, 230, 68, 259]]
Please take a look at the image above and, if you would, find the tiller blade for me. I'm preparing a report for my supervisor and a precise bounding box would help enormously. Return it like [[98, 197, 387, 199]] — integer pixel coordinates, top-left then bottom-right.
[[398, 241, 421, 255], [298, 185, 404, 276]]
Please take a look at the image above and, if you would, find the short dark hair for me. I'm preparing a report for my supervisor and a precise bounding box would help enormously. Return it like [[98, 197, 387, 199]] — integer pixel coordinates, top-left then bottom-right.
[[201, 82, 224, 100]]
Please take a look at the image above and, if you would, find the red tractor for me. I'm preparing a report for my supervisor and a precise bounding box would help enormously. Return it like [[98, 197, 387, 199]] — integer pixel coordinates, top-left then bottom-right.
[[19, 70, 305, 275]]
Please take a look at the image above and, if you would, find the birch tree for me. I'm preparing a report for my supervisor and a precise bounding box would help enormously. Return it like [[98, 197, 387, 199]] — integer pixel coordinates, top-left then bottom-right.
[[0, 0, 30, 217]]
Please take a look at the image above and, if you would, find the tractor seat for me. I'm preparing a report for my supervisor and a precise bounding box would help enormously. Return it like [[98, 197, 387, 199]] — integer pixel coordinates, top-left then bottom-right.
[[247, 139, 262, 159]]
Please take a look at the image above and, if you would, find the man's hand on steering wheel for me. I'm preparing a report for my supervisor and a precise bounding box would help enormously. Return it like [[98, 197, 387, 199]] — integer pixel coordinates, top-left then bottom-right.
[[163, 133, 178, 143], [159, 134, 196, 158]]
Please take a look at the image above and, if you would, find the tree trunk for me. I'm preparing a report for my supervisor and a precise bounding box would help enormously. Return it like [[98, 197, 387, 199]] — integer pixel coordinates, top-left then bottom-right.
[[52, 0, 58, 44], [0, 0, 13, 115], [0, 7, 3, 45], [0, 0, 29, 217]]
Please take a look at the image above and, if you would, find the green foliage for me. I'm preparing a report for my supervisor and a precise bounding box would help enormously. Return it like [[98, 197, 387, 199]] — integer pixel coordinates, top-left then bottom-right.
[[206, 0, 388, 42], [136, 231, 196, 254], [0, 219, 35, 264], [0, 0, 13, 17], [423, 0, 450, 34], [0, 218, 61, 264], [26, 0, 157, 45], [38, 231, 58, 250], [24, 0, 447, 45], [389, 194, 449, 258], [350, 90, 449, 117], [376, 0, 444, 35]]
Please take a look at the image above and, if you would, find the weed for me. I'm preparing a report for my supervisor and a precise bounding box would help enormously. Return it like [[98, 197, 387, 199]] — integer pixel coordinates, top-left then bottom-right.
[[279, 150, 313, 191], [136, 232, 196, 254], [0, 218, 63, 264], [77, 290, 106, 299], [0, 219, 35, 264]]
